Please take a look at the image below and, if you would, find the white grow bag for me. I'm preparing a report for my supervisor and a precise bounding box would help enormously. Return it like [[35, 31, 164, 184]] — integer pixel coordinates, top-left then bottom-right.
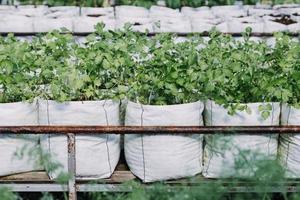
[[149, 6, 181, 18], [116, 17, 153, 32], [227, 17, 264, 33], [181, 7, 214, 20], [116, 6, 149, 18], [33, 17, 73, 33], [80, 7, 114, 18], [0, 15, 33, 33], [279, 104, 300, 178], [203, 100, 280, 178], [39, 99, 120, 180], [73, 17, 115, 33], [191, 19, 216, 33], [263, 17, 287, 33], [152, 16, 192, 33], [0, 101, 42, 176], [124, 101, 204, 182]]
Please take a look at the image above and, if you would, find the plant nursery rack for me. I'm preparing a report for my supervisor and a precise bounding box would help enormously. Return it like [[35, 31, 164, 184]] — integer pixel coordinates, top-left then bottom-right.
[[0, 125, 300, 200]]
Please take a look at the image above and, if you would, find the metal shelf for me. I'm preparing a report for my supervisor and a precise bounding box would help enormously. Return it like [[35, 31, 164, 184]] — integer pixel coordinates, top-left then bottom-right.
[[0, 125, 300, 200]]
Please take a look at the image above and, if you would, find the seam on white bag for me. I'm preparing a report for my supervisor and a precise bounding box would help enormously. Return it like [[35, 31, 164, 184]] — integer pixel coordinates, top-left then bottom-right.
[[210, 100, 213, 125], [140, 104, 146, 182], [204, 102, 214, 175], [285, 139, 290, 167], [36, 99, 40, 126], [287, 106, 291, 125], [46, 99, 53, 178], [204, 138, 213, 176], [271, 103, 274, 125], [46, 99, 51, 154], [199, 102, 203, 169], [285, 106, 292, 166], [267, 103, 275, 155], [103, 100, 113, 175]]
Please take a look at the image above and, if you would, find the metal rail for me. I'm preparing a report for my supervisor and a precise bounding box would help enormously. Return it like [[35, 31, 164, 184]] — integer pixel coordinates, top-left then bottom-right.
[[0, 125, 300, 200], [0, 125, 300, 134]]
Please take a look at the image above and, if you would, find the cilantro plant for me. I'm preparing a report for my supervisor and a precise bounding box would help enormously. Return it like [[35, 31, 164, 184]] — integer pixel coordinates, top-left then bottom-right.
[[182, 0, 205, 7], [198, 29, 278, 117], [30, 30, 78, 102], [268, 33, 300, 108], [74, 23, 138, 101], [127, 33, 203, 105], [0, 35, 35, 103], [116, 0, 157, 8]]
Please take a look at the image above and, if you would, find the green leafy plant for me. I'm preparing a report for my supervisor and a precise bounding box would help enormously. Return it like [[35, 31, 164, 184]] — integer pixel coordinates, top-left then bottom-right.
[[74, 23, 139, 101], [268, 33, 300, 108], [77, 0, 104, 7], [243, 0, 259, 5], [207, 0, 235, 6], [30, 30, 78, 102], [116, 0, 157, 8], [46, 0, 77, 6], [0, 34, 36, 103], [0, 187, 18, 200], [165, 0, 181, 9], [18, 0, 44, 5], [198, 28, 279, 117], [181, 0, 205, 7], [127, 33, 203, 105]]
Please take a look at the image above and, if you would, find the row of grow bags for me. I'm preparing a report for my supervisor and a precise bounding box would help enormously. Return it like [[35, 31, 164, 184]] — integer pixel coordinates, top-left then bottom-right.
[[0, 25, 299, 182], [1, 100, 300, 182]]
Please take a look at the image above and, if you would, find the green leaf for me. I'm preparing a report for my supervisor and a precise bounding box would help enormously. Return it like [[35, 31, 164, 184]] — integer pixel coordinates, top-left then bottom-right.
[[262, 111, 270, 120]]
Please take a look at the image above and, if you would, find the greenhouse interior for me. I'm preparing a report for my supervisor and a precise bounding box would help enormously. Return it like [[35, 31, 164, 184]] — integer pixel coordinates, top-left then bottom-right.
[[0, 0, 300, 200]]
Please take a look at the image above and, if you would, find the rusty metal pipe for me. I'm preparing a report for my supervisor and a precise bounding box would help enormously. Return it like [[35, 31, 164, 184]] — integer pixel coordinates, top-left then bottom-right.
[[0, 126, 299, 134]]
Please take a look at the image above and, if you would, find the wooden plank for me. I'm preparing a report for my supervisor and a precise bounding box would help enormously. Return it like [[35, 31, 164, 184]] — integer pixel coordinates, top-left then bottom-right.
[[0, 171, 50, 182], [2, 170, 300, 193], [0, 170, 135, 183], [104, 171, 135, 183], [0, 183, 68, 192]]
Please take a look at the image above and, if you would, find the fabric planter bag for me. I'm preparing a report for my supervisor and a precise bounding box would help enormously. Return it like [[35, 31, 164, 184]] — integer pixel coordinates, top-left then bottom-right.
[[0, 15, 33, 33], [124, 101, 204, 182], [152, 16, 192, 33], [80, 7, 114, 18], [0, 101, 42, 176], [15, 6, 48, 17], [47, 6, 79, 18], [191, 19, 215, 33], [73, 17, 115, 33], [181, 7, 214, 20], [248, 8, 274, 16], [263, 17, 287, 33], [216, 22, 228, 33], [279, 104, 300, 178], [116, 17, 153, 32], [203, 100, 280, 178], [39, 99, 120, 180], [288, 23, 300, 33], [33, 17, 73, 33], [227, 17, 264, 33], [149, 6, 181, 18], [116, 6, 149, 18]]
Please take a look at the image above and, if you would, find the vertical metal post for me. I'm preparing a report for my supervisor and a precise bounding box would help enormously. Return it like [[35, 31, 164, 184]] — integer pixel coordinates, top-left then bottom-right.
[[68, 133, 77, 200]]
